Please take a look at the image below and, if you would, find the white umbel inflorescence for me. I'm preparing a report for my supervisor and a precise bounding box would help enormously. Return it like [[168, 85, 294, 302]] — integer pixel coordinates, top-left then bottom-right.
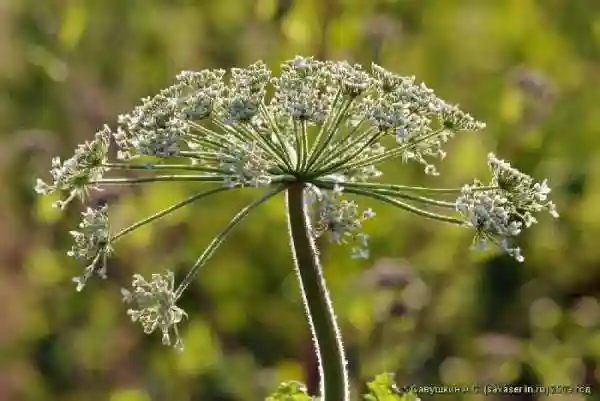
[[34, 56, 557, 352]]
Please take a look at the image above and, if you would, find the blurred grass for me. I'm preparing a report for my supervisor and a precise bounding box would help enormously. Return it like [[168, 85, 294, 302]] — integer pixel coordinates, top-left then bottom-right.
[[1, 0, 600, 400]]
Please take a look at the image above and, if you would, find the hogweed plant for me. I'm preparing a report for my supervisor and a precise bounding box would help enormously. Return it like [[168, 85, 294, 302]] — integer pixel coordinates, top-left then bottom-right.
[[35, 56, 558, 401]]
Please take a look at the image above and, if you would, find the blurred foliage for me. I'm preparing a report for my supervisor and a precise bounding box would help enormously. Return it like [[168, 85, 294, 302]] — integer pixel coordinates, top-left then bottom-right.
[[1, 0, 600, 400], [363, 373, 419, 401]]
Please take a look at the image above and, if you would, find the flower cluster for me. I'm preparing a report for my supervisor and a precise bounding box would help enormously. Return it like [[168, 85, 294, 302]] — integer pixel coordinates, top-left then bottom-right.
[[219, 140, 277, 188], [270, 56, 337, 125], [456, 153, 559, 262], [305, 184, 376, 259], [34, 126, 111, 209], [69, 204, 112, 291], [222, 61, 271, 123], [359, 65, 485, 176], [177, 69, 226, 121], [121, 271, 187, 351], [488, 153, 558, 218], [115, 90, 186, 160]]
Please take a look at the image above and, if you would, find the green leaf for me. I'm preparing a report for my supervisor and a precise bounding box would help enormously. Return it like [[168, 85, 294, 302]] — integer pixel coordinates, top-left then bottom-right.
[[364, 373, 420, 401], [266, 381, 314, 401]]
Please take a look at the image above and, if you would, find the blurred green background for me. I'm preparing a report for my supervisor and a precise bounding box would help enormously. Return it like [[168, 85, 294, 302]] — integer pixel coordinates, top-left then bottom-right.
[[1, 0, 600, 400]]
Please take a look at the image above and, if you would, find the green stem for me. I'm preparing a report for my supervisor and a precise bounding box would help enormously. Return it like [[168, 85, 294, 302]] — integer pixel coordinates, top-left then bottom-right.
[[111, 187, 232, 242], [362, 189, 456, 208], [175, 185, 286, 298], [342, 186, 466, 225], [91, 175, 226, 185], [285, 184, 349, 401], [316, 180, 499, 194], [236, 121, 292, 170], [300, 120, 310, 172], [188, 121, 234, 146], [259, 103, 295, 170], [339, 128, 446, 172], [293, 120, 303, 171], [178, 151, 221, 161], [311, 179, 456, 209], [309, 128, 382, 178], [312, 120, 371, 171], [103, 163, 226, 174], [305, 92, 351, 172]]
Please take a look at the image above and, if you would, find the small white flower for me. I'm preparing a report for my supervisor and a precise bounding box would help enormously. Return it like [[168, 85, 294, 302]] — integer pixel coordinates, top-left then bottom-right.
[[363, 208, 376, 219], [351, 247, 370, 260], [533, 179, 551, 201]]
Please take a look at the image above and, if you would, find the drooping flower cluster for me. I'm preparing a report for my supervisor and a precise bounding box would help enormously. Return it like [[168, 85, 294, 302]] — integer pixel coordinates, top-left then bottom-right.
[[121, 271, 187, 351], [69, 204, 112, 291], [305, 183, 376, 259], [456, 153, 559, 261]]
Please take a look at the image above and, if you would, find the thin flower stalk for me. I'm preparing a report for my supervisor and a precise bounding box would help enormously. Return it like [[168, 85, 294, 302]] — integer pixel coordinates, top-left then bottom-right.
[[111, 187, 233, 243], [91, 175, 228, 185], [174, 185, 286, 299], [312, 179, 456, 209], [103, 162, 228, 174], [323, 180, 499, 194], [339, 186, 465, 225]]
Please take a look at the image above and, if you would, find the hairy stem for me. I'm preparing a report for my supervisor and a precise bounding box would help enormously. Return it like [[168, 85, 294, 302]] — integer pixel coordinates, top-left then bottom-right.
[[285, 184, 349, 401]]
